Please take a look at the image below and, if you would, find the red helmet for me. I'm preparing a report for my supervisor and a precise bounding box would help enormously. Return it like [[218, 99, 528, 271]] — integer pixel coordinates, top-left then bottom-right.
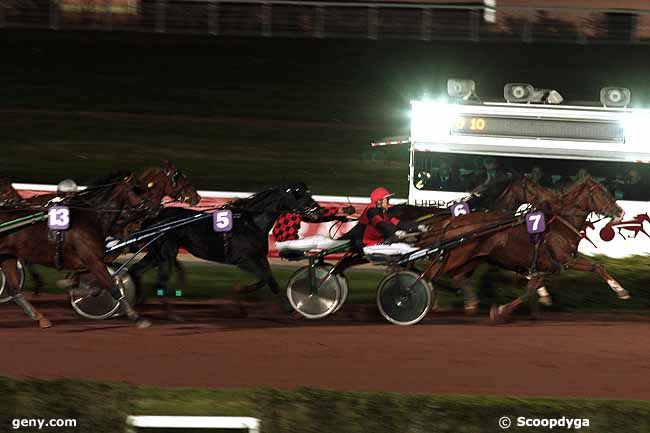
[[370, 187, 393, 204]]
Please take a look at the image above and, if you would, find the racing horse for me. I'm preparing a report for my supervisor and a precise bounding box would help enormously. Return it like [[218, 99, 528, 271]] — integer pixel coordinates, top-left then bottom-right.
[[392, 177, 628, 311], [128, 182, 324, 316], [137, 161, 201, 207], [415, 177, 624, 322], [1, 163, 201, 296], [0, 177, 23, 205], [0, 172, 155, 328]]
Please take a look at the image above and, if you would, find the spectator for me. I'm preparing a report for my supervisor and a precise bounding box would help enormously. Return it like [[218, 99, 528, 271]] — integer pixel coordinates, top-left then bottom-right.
[[471, 157, 509, 194], [621, 168, 647, 201], [428, 162, 464, 191]]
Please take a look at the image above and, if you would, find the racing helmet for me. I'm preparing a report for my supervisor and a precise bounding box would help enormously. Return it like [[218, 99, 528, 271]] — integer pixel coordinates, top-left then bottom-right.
[[370, 187, 393, 204], [57, 179, 78, 193]]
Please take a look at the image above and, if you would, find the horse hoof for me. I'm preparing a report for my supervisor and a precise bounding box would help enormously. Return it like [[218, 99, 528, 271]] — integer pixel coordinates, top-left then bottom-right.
[[618, 290, 631, 300], [538, 295, 553, 306], [38, 318, 53, 329], [166, 313, 184, 322], [489, 305, 505, 324], [464, 300, 479, 316], [135, 318, 152, 329]]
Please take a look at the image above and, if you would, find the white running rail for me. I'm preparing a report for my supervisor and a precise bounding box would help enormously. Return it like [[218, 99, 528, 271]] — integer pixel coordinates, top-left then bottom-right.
[[12, 183, 407, 204], [125, 416, 261, 432]]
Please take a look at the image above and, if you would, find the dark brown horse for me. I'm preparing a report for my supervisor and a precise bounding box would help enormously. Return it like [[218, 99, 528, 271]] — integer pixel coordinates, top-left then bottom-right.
[[0, 173, 154, 328], [416, 177, 624, 322], [0, 177, 23, 205], [137, 161, 201, 207]]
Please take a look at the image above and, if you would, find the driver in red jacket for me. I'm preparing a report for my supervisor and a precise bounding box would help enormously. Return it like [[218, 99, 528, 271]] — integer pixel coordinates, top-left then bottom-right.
[[344, 187, 420, 252]]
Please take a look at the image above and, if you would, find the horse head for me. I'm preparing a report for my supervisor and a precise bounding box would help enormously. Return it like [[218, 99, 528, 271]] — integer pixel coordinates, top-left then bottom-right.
[[280, 182, 324, 220], [564, 176, 624, 223], [107, 173, 154, 212], [495, 176, 559, 213], [140, 162, 201, 206], [0, 177, 22, 204]]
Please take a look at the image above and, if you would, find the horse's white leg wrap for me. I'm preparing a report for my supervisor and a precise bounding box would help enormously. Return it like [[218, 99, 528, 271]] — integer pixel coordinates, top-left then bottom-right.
[[607, 279, 630, 299], [536, 286, 552, 306]]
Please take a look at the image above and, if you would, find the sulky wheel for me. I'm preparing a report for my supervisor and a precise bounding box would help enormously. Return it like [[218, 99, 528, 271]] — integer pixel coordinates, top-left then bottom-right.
[[332, 270, 349, 314], [0, 260, 26, 303], [376, 270, 432, 326], [286, 263, 343, 319], [69, 264, 136, 320]]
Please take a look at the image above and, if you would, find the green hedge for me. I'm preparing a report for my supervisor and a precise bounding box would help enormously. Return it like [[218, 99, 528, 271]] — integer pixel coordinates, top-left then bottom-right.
[[1, 378, 649, 433], [469, 255, 650, 312]]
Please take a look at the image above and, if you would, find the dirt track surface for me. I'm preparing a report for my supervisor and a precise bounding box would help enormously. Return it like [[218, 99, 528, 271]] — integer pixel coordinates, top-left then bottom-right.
[[1, 295, 649, 399]]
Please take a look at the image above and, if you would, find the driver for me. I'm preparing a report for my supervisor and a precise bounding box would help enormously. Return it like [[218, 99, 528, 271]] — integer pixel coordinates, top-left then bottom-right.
[[344, 187, 421, 255]]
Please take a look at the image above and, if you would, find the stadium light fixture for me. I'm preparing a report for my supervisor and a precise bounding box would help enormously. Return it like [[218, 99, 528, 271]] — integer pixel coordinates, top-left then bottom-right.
[[447, 79, 476, 100], [504, 83, 534, 103], [600, 87, 631, 108], [410, 100, 457, 142]]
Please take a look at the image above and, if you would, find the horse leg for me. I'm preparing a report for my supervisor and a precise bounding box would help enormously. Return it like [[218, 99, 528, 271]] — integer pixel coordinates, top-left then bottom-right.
[[236, 256, 279, 295], [154, 256, 184, 322], [3, 259, 51, 328], [129, 248, 166, 300], [451, 270, 479, 315], [567, 258, 629, 299], [535, 279, 552, 306], [26, 263, 44, 296], [174, 259, 188, 292], [82, 254, 151, 328], [492, 275, 544, 323]]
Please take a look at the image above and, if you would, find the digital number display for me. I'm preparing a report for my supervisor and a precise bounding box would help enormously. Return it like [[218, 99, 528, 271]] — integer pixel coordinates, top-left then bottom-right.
[[451, 115, 624, 142]]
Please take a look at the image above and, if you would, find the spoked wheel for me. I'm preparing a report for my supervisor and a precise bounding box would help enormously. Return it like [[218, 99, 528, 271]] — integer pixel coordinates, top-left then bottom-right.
[[376, 270, 433, 326], [0, 260, 26, 303], [286, 263, 343, 319], [69, 264, 136, 320]]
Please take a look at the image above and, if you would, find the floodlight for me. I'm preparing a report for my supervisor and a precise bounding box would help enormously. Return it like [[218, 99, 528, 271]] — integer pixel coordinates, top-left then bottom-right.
[[504, 83, 534, 103], [600, 87, 631, 108], [447, 79, 476, 100]]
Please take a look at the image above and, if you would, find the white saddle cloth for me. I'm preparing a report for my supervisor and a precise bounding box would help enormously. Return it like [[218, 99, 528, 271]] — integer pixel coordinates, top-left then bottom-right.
[[363, 243, 419, 256], [275, 235, 349, 252]]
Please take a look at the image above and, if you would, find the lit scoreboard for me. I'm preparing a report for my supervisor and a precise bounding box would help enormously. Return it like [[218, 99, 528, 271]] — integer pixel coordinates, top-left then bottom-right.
[[451, 115, 624, 143], [409, 100, 650, 162]]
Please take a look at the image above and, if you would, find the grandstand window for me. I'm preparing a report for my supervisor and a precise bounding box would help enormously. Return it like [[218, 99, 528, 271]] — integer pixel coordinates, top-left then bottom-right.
[[412, 151, 650, 201]]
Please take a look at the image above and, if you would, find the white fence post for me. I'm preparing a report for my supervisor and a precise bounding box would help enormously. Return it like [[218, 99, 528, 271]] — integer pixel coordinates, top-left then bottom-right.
[[421, 8, 431, 41], [261, 2, 271, 37], [368, 6, 378, 40], [630, 14, 640, 43], [106, 0, 112, 31], [469, 9, 479, 41], [314, 4, 324, 38], [208, 0, 219, 35], [155, 0, 166, 33], [49, 0, 60, 30], [522, 14, 532, 42]]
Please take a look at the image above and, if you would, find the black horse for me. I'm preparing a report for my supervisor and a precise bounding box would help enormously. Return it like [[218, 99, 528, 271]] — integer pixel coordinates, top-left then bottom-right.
[[128, 183, 323, 312]]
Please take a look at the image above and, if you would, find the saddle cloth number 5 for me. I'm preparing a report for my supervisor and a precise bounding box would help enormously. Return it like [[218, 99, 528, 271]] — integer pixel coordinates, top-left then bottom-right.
[[213, 209, 233, 232]]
